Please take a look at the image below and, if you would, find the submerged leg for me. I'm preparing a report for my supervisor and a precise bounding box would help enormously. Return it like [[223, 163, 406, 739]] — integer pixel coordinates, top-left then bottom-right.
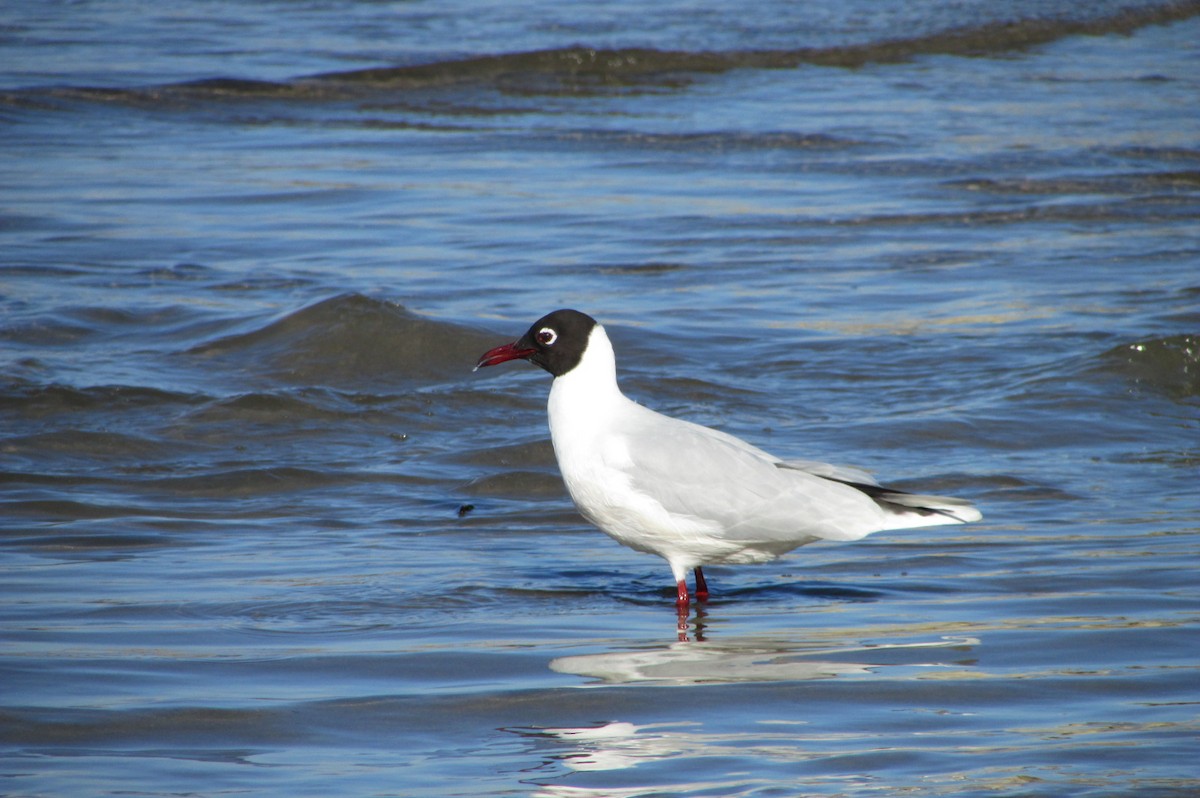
[[674, 578, 691, 638], [693, 567, 709, 601]]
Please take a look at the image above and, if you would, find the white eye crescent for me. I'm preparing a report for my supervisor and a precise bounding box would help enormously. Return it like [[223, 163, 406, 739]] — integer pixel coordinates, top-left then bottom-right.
[[536, 327, 557, 346]]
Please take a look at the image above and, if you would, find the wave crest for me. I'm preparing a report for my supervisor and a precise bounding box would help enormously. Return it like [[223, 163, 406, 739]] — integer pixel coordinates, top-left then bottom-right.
[[1104, 334, 1200, 401], [190, 294, 496, 389], [33, 2, 1200, 104]]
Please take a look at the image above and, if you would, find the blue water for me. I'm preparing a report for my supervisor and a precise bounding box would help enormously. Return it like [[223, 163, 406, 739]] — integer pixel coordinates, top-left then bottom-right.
[[2, 1, 1199, 795]]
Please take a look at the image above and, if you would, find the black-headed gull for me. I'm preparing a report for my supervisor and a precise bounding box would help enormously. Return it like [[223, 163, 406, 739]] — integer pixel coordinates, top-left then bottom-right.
[[476, 309, 981, 608]]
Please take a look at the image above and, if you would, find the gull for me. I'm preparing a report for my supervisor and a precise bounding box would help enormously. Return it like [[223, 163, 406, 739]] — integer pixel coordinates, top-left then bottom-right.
[[476, 309, 981, 608]]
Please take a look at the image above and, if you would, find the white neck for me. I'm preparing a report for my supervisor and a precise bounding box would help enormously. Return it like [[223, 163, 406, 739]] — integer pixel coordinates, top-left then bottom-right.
[[547, 324, 626, 441]]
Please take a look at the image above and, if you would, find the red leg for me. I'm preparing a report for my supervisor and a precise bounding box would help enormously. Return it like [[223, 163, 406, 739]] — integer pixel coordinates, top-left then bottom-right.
[[693, 567, 709, 601], [675, 578, 690, 606], [675, 578, 691, 638]]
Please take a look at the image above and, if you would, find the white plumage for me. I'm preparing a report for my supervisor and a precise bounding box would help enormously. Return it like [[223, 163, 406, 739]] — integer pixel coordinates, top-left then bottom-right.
[[477, 310, 981, 606]]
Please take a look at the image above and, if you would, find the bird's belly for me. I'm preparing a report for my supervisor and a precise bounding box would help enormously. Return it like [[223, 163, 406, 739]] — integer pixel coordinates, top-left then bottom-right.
[[560, 464, 797, 565]]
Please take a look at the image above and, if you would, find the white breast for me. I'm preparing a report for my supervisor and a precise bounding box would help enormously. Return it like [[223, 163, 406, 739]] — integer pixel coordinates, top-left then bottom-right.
[[546, 326, 761, 567]]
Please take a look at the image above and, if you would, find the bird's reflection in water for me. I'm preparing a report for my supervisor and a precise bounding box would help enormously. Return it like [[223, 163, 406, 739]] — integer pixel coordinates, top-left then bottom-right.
[[513, 713, 893, 796], [552, 637, 865, 687], [518, 635, 978, 795], [677, 601, 705, 641], [550, 633, 977, 686]]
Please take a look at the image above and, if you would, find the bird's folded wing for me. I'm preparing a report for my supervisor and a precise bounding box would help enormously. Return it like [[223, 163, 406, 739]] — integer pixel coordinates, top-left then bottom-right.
[[614, 406, 886, 542], [775, 458, 879, 486]]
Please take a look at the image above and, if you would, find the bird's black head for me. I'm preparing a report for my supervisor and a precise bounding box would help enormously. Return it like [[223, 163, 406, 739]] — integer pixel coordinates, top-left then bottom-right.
[[475, 309, 598, 378]]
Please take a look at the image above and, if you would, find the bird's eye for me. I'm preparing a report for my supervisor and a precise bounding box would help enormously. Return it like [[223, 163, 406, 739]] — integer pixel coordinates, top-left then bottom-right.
[[536, 327, 558, 346]]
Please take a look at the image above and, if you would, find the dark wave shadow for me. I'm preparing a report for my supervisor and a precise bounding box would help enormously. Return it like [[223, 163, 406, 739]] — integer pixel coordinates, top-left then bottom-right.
[[616, 576, 888, 607], [27, 2, 1200, 104], [187, 293, 498, 390], [1098, 333, 1200, 402]]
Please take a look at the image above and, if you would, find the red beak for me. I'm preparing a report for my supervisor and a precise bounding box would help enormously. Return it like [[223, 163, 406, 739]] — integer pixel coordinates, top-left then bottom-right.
[[474, 341, 536, 371]]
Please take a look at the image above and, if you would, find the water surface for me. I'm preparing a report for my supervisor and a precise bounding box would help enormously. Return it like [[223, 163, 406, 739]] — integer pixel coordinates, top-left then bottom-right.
[[2, 1, 1198, 795]]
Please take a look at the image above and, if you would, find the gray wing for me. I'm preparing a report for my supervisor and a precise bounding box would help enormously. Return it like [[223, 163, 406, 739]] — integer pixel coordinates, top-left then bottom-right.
[[614, 404, 889, 543], [775, 458, 879, 486]]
